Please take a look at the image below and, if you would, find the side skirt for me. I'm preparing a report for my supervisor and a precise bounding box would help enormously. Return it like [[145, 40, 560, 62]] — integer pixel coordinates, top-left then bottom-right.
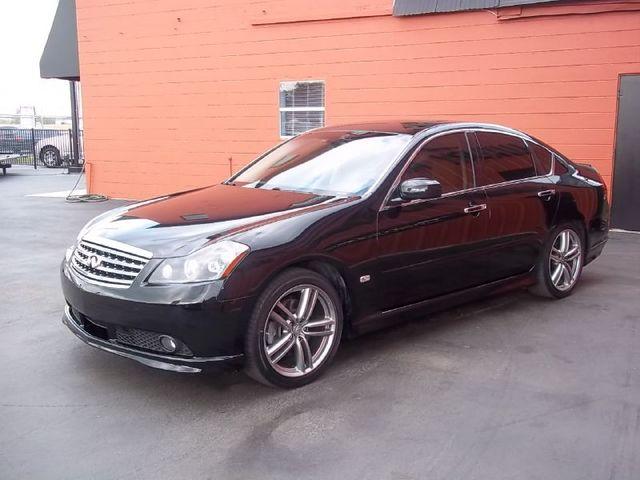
[[350, 272, 536, 336]]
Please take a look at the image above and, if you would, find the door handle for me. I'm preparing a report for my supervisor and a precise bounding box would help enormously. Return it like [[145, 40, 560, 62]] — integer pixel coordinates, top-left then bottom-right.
[[537, 189, 556, 200], [463, 204, 487, 215]]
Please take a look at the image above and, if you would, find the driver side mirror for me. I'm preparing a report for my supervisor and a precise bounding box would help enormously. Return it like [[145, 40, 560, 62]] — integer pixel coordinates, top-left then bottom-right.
[[398, 178, 442, 201]]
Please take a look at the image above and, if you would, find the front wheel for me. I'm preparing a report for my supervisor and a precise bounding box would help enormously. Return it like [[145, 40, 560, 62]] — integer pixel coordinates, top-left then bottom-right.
[[531, 223, 584, 299], [244, 268, 343, 388]]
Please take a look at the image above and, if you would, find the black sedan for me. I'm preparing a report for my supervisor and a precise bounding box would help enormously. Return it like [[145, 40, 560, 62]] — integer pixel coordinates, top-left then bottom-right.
[[61, 121, 609, 388]]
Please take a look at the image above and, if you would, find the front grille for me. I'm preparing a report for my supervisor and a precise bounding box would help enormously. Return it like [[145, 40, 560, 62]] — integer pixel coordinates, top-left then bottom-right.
[[71, 239, 152, 288], [115, 327, 193, 356]]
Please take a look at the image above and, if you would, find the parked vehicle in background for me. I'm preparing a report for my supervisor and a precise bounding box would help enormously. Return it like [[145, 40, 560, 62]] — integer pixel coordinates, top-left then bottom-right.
[[35, 131, 73, 167], [0, 126, 30, 154], [0, 127, 81, 168], [60, 121, 609, 388]]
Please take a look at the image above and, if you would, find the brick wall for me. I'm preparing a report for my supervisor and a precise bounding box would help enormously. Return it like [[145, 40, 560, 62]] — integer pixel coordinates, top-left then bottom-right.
[[76, 0, 640, 199]]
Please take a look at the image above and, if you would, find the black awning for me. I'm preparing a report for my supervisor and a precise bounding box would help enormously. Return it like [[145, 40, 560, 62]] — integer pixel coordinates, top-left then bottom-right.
[[393, 0, 561, 16], [40, 0, 79, 80]]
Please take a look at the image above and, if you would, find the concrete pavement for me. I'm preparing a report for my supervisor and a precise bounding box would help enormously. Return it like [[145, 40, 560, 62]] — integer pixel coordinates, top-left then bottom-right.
[[1, 168, 639, 480]]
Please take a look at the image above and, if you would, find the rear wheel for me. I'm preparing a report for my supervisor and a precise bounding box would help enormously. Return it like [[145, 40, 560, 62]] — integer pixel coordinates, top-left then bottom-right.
[[245, 268, 343, 388], [531, 223, 584, 298]]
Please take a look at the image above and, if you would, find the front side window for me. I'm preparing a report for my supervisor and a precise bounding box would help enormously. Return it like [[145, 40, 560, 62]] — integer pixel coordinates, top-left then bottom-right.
[[231, 130, 412, 196], [279, 81, 325, 137], [475, 132, 537, 186], [401, 133, 474, 194]]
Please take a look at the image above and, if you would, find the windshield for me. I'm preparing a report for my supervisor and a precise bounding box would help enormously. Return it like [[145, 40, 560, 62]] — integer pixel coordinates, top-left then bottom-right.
[[230, 130, 412, 196]]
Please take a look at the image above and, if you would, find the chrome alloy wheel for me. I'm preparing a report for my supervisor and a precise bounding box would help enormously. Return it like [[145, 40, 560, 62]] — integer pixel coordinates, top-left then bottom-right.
[[262, 284, 337, 378], [549, 229, 582, 292]]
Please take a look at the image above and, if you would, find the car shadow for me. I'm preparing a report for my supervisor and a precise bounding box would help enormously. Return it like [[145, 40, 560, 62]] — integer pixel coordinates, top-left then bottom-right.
[[67, 266, 612, 418]]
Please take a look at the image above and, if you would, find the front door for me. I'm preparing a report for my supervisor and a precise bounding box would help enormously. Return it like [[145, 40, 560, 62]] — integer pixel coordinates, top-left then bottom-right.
[[612, 75, 640, 231], [376, 132, 489, 311]]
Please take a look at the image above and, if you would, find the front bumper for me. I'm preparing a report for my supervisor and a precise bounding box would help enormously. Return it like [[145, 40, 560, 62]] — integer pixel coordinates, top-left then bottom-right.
[[63, 305, 241, 373], [61, 261, 254, 373]]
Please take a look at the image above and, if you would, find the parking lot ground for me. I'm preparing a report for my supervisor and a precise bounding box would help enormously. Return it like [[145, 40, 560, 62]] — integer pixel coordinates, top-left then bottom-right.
[[1, 170, 639, 480]]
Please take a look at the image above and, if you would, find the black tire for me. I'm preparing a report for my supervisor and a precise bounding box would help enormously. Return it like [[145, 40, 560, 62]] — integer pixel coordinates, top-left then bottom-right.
[[244, 267, 343, 388], [40, 146, 61, 168], [531, 222, 585, 299]]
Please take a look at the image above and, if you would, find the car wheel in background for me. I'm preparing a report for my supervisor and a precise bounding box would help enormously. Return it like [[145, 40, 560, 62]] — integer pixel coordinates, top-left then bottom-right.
[[245, 267, 343, 388], [531, 223, 585, 299], [40, 146, 62, 168]]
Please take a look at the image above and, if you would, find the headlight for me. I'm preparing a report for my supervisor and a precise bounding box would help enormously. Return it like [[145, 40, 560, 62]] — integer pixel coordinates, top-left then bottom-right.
[[148, 240, 249, 284]]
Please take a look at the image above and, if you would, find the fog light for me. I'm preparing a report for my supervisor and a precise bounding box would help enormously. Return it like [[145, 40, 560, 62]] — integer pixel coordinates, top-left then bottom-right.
[[159, 335, 177, 353]]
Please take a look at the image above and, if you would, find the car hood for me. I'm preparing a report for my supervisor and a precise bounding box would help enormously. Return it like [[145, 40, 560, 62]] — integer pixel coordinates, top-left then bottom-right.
[[82, 184, 352, 257]]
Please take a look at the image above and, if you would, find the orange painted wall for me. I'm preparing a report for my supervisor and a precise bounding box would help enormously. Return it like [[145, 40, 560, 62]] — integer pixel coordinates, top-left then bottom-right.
[[75, 0, 640, 199]]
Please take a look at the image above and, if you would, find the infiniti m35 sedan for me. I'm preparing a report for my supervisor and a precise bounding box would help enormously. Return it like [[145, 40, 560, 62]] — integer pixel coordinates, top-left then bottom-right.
[[61, 121, 609, 388]]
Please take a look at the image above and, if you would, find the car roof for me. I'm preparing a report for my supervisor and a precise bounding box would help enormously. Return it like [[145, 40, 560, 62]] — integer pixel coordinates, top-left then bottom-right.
[[313, 120, 527, 138]]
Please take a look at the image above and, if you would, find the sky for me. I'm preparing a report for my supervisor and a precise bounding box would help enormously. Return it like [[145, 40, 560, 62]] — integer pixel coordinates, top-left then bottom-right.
[[0, 0, 72, 117]]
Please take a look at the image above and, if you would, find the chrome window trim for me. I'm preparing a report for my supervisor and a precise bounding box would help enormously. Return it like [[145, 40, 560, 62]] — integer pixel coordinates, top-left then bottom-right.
[[480, 173, 553, 192], [380, 127, 556, 211]]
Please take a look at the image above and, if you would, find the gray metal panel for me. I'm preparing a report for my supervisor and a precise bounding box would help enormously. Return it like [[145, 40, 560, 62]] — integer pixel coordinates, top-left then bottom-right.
[[393, 0, 560, 16], [40, 0, 79, 80], [611, 75, 640, 231]]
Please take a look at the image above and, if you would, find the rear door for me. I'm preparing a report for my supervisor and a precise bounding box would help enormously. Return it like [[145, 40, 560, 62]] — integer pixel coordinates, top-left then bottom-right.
[[375, 132, 489, 311], [470, 131, 558, 281]]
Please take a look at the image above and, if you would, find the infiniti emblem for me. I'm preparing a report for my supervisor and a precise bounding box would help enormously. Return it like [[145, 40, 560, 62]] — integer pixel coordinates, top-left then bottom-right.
[[89, 255, 102, 269]]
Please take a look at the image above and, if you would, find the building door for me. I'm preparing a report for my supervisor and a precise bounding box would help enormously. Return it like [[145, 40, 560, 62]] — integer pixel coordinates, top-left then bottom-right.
[[612, 75, 640, 231]]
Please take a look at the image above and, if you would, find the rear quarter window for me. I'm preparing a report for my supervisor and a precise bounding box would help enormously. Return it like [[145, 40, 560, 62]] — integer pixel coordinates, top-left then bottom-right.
[[527, 141, 553, 175], [553, 154, 570, 175]]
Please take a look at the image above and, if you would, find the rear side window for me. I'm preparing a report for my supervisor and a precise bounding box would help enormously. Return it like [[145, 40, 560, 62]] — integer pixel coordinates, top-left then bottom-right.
[[401, 133, 473, 194], [527, 141, 553, 175], [475, 132, 537, 186]]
